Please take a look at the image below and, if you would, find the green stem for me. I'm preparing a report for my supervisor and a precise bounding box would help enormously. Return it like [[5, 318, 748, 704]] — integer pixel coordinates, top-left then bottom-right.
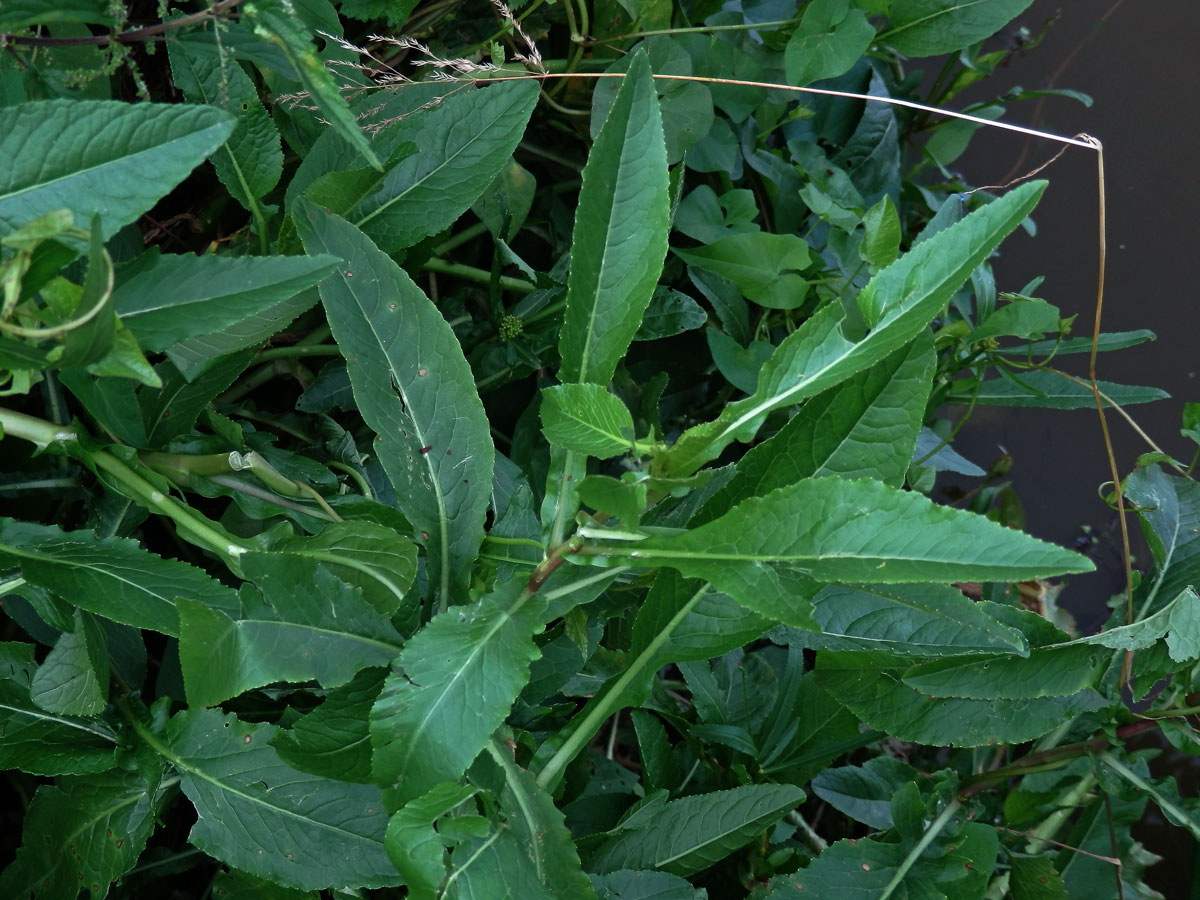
[[535, 583, 710, 792], [326, 460, 374, 499], [1100, 752, 1200, 842], [422, 257, 535, 294], [879, 799, 962, 900], [253, 344, 341, 363], [1023, 772, 1096, 855]]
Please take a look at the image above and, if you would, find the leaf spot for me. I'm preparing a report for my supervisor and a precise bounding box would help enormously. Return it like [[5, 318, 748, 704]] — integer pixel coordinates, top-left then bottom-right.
[[115, 840, 122, 848], [418, 368, 428, 376], [389, 303, 397, 310], [345, 271, 354, 278], [420, 446, 432, 454], [862, 863, 870, 871], [244, 735, 252, 744]]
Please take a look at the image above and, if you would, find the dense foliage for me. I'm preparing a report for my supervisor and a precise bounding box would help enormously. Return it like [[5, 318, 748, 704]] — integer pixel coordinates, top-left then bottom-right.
[[1, 0, 1197, 897]]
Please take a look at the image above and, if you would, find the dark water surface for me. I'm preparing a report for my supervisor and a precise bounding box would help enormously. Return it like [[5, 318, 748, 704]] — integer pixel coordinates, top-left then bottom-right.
[[945, 2, 1200, 892]]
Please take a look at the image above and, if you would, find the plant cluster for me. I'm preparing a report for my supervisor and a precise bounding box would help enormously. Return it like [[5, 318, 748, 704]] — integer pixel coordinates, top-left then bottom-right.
[[1, 0, 1197, 898]]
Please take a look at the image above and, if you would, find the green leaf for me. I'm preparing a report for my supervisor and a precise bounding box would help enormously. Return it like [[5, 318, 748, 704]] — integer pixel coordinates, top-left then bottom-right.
[[165, 288, 320, 382], [967, 369, 1168, 408], [370, 579, 545, 804], [296, 202, 494, 608], [633, 287, 708, 341], [385, 782, 479, 900], [1068, 586, 1200, 663], [540, 383, 639, 458], [591, 870, 704, 899], [178, 554, 403, 707], [695, 335, 934, 524], [812, 757, 920, 829], [813, 653, 1106, 746], [993, 329, 1154, 359], [559, 50, 670, 385], [167, 37, 283, 211], [881, 0, 1035, 57], [266, 520, 418, 615], [973, 296, 1063, 342], [659, 181, 1046, 476], [0, 100, 233, 242], [0, 764, 168, 899], [57, 216, 116, 368], [674, 232, 810, 310], [142, 350, 257, 446], [350, 81, 539, 252], [902, 644, 1102, 699], [859, 194, 901, 270], [210, 869, 319, 899], [243, 0, 381, 170], [0, 0, 116, 30], [0, 677, 119, 775], [0, 518, 240, 637], [588, 784, 805, 876], [444, 828, 556, 900], [632, 572, 770, 666], [1126, 466, 1200, 615], [776, 584, 1029, 657], [114, 252, 340, 351], [29, 608, 109, 715], [1010, 855, 1069, 900], [785, 0, 876, 87], [581, 477, 1092, 626], [167, 707, 399, 890], [271, 667, 385, 783], [578, 475, 646, 526]]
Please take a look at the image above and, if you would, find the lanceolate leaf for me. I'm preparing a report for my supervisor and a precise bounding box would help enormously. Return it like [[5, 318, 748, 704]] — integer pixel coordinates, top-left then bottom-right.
[[0, 100, 233, 241], [0, 677, 120, 775], [296, 202, 494, 608], [658, 180, 1046, 476], [0, 764, 169, 899], [579, 477, 1092, 625], [588, 784, 805, 876], [350, 81, 540, 252], [167, 37, 284, 211], [271, 667, 385, 783], [694, 335, 933, 524], [1126, 466, 1200, 613], [901, 644, 1102, 699], [965, 370, 1168, 409], [166, 708, 399, 890], [177, 555, 403, 707], [385, 782, 479, 900], [113, 252, 340, 352], [0, 518, 240, 637], [775, 583, 1030, 657], [370, 579, 545, 804], [1068, 586, 1200, 663], [29, 609, 109, 716], [558, 50, 670, 386], [880, 0, 1035, 58]]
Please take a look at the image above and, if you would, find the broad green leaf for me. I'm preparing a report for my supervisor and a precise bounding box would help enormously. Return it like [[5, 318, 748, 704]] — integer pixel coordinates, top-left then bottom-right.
[[812, 757, 920, 829], [385, 782, 479, 900], [167, 707, 399, 890], [860, 194, 902, 271], [1126, 466, 1200, 613], [966, 370, 1168, 408], [167, 37, 283, 211], [674, 232, 810, 310], [444, 829, 556, 900], [578, 475, 647, 526], [113, 252, 339, 352], [296, 203, 493, 608], [0, 764, 168, 899], [177, 555, 403, 707], [659, 181, 1046, 476], [0, 0, 116, 30], [350, 81, 539, 252], [1010, 855, 1069, 899], [580, 477, 1092, 626], [591, 870, 704, 899], [994, 329, 1154, 358], [776, 583, 1029, 657], [902, 644, 1102, 699], [58, 369, 147, 446], [29, 608, 109, 715], [0, 100, 233, 242], [631, 570, 770, 665], [165, 287, 320, 382], [1068, 586, 1200, 663], [370, 579, 545, 804], [588, 784, 805, 876], [540, 383, 639, 458], [881, 0, 1035, 57], [0, 518, 240, 637], [813, 654, 1106, 746], [243, 0, 381, 170], [785, 0, 876, 87], [266, 520, 418, 616], [271, 667, 385, 783], [210, 869, 319, 899], [695, 335, 934, 524], [559, 50, 670, 385], [633, 287, 708, 341], [973, 296, 1061, 342], [0, 677, 119, 775]]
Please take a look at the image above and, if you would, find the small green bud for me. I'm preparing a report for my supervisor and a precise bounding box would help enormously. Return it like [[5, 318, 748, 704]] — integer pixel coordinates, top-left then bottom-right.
[[499, 314, 523, 340]]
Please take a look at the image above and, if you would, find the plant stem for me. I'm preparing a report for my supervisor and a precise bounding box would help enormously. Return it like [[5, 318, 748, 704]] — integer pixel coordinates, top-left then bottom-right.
[[4, 0, 246, 45], [879, 799, 961, 900], [422, 256, 535, 294]]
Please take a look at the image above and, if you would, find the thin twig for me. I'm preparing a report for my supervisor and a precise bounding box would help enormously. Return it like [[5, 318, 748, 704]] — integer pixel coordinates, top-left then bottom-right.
[[3, 0, 246, 46]]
